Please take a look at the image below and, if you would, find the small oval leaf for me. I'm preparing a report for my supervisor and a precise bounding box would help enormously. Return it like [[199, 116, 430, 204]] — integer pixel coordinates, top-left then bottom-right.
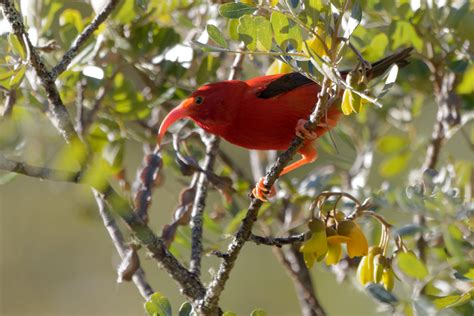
[[207, 24, 228, 48], [395, 252, 428, 280], [219, 3, 257, 19]]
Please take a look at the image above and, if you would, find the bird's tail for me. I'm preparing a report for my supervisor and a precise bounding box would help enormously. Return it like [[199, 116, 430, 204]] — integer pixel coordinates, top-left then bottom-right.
[[367, 47, 413, 79], [341, 47, 413, 80]]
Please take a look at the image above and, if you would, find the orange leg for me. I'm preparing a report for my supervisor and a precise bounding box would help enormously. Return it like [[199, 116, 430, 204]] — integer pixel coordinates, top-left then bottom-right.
[[252, 120, 319, 201], [280, 142, 318, 176]]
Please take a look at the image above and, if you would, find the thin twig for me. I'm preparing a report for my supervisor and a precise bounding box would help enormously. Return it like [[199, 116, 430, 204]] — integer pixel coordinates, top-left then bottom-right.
[[93, 190, 154, 300], [0, 154, 80, 182], [274, 245, 326, 316], [50, 0, 121, 79], [189, 134, 220, 275]]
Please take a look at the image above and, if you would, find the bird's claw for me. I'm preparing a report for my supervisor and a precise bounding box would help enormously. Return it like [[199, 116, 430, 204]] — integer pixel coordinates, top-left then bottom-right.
[[252, 177, 276, 202], [295, 119, 318, 141]]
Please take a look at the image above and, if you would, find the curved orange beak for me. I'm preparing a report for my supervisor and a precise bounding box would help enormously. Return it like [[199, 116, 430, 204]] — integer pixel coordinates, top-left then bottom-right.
[[157, 101, 189, 146]]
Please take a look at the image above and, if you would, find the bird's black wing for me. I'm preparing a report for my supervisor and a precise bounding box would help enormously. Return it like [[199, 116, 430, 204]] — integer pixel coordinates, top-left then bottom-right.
[[257, 72, 314, 99]]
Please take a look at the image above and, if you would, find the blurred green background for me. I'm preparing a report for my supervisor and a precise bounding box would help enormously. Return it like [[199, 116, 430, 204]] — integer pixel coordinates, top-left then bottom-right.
[[1, 140, 378, 316]]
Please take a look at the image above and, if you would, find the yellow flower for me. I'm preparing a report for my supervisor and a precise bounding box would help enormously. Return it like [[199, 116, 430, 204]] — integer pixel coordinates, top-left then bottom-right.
[[337, 220, 369, 258], [299, 218, 328, 268], [325, 227, 350, 265]]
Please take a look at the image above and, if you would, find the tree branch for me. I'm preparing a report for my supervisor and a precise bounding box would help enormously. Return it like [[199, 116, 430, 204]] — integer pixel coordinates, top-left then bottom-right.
[[189, 134, 220, 275], [249, 233, 306, 247], [0, 154, 80, 182], [50, 0, 121, 79], [199, 79, 335, 314], [189, 51, 246, 276], [0, 0, 77, 143], [93, 190, 154, 300], [273, 245, 326, 316]]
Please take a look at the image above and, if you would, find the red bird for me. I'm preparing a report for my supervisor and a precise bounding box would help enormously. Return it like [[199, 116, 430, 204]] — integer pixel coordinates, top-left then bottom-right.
[[158, 48, 412, 201]]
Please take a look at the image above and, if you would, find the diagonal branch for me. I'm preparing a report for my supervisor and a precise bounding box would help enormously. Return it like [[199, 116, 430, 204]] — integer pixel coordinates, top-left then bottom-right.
[[189, 52, 245, 276], [199, 78, 335, 314], [274, 245, 326, 316], [50, 0, 121, 79]]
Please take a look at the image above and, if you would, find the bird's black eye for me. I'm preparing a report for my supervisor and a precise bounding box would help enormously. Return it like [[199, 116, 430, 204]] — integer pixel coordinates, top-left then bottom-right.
[[195, 96, 204, 105]]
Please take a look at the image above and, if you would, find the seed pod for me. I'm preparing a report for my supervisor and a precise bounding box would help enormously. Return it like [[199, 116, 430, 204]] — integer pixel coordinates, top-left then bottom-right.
[[382, 268, 395, 291], [357, 255, 372, 285]]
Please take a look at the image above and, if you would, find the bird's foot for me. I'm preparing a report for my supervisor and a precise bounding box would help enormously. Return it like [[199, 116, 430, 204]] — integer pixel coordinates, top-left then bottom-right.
[[252, 177, 276, 202], [295, 119, 318, 141]]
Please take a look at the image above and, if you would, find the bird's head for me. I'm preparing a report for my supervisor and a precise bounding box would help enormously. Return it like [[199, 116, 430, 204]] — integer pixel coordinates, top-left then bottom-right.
[[157, 81, 245, 145]]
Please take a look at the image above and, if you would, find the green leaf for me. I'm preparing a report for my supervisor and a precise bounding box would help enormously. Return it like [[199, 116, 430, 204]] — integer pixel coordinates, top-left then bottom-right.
[[228, 18, 240, 41], [363, 33, 388, 61], [9, 65, 27, 90], [207, 24, 228, 48], [60, 9, 84, 32], [465, 268, 474, 280], [366, 283, 399, 305], [145, 292, 172, 316], [376, 135, 408, 154], [113, 0, 137, 24], [456, 65, 474, 95], [433, 292, 472, 309], [390, 21, 422, 51], [8, 33, 26, 60], [270, 11, 303, 50], [251, 308, 267, 316], [379, 152, 410, 177], [395, 252, 428, 280], [219, 3, 257, 19], [178, 302, 193, 316], [344, 0, 362, 38], [237, 15, 272, 51]]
